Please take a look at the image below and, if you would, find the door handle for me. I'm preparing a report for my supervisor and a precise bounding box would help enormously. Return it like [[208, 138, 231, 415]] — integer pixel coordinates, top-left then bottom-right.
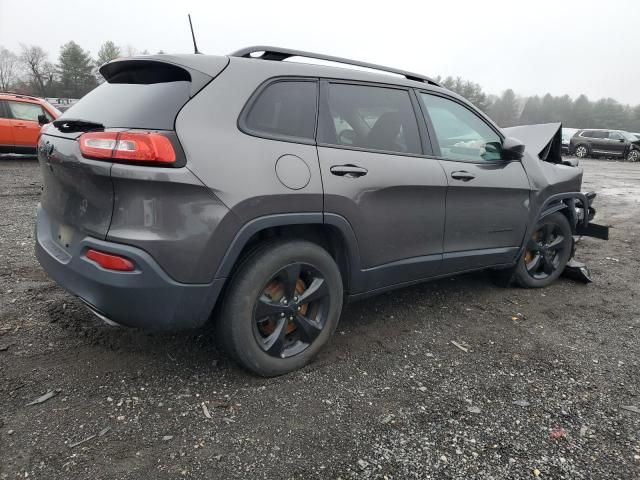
[[330, 164, 368, 178], [450, 170, 476, 181], [14, 124, 27, 128]]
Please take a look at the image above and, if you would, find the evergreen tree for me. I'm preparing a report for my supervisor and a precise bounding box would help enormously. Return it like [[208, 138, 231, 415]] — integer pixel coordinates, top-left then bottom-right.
[[489, 89, 519, 127], [96, 41, 121, 67], [571, 95, 592, 128], [439, 76, 491, 113], [519, 96, 542, 124], [57, 41, 97, 97]]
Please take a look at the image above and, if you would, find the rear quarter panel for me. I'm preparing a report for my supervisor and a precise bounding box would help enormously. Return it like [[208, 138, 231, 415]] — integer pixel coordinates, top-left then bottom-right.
[[175, 59, 324, 224]]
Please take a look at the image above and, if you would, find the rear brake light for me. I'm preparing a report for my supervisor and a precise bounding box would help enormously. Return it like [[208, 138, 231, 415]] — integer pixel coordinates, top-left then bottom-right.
[[85, 249, 135, 271], [79, 131, 176, 164]]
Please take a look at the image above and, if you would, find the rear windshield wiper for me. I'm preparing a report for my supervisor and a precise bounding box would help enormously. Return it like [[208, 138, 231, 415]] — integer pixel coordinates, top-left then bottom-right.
[[52, 119, 105, 133]]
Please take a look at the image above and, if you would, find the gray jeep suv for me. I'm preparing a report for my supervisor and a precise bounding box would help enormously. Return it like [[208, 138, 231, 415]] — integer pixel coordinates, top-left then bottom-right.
[[35, 47, 607, 376]]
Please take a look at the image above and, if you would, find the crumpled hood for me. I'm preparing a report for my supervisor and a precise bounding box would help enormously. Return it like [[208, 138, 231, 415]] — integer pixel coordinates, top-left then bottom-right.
[[502, 123, 583, 219], [503, 123, 563, 164]]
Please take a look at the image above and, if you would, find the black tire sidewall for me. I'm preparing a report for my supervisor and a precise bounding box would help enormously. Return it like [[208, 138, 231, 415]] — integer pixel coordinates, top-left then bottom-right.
[[220, 240, 343, 376], [514, 212, 573, 288]]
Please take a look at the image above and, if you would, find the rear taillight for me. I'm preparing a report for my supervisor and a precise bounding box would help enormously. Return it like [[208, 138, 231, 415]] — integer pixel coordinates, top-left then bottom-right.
[[79, 131, 176, 164], [85, 249, 135, 272]]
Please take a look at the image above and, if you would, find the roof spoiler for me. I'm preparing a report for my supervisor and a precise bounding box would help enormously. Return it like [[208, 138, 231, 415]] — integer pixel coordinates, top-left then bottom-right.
[[99, 58, 213, 97]]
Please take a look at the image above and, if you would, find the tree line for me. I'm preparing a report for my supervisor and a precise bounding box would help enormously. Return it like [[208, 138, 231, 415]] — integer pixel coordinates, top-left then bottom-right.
[[1, 41, 639, 132], [0, 42, 163, 99], [438, 76, 640, 132]]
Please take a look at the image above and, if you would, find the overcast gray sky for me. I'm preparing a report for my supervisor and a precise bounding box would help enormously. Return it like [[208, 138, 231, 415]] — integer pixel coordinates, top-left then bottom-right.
[[1, 0, 639, 104]]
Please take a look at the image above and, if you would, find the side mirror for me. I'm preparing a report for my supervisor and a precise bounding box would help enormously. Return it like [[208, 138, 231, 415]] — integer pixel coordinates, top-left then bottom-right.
[[37, 114, 49, 126], [502, 136, 525, 160]]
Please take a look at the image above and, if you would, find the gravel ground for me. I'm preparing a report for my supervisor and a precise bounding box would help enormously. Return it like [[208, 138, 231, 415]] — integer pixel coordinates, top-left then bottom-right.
[[1, 157, 639, 479]]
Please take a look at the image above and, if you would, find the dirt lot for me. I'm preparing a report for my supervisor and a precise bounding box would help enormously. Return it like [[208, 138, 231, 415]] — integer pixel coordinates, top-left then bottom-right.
[[1, 157, 639, 479]]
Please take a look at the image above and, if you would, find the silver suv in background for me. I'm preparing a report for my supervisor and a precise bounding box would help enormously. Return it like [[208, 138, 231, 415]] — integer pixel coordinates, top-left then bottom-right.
[[35, 47, 607, 376]]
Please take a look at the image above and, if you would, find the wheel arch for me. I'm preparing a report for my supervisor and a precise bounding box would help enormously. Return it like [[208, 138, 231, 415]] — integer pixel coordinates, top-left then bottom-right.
[[215, 213, 363, 294], [516, 192, 589, 261]]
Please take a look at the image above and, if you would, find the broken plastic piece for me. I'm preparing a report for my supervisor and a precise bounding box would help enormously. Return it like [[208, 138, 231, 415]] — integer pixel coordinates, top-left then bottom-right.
[[562, 259, 592, 283]]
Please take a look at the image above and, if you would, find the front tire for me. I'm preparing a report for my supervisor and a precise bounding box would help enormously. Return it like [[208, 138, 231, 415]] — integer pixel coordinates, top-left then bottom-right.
[[627, 149, 640, 162], [218, 240, 343, 376], [513, 212, 573, 288]]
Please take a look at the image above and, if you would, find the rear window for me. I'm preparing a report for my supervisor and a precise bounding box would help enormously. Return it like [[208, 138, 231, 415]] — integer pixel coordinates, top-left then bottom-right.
[[59, 62, 193, 130]]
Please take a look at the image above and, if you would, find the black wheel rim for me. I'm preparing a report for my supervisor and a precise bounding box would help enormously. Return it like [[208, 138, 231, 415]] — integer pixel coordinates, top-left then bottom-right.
[[252, 263, 330, 359], [524, 223, 566, 280]]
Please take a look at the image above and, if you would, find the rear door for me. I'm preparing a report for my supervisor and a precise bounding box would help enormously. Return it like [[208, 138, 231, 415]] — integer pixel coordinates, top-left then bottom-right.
[[417, 92, 530, 273], [589, 131, 609, 154], [6, 100, 44, 147], [0, 101, 15, 150], [317, 81, 447, 291]]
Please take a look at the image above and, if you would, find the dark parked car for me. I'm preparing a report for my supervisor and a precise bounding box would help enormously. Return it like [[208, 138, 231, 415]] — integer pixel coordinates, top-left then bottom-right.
[[35, 47, 607, 376], [569, 129, 640, 161]]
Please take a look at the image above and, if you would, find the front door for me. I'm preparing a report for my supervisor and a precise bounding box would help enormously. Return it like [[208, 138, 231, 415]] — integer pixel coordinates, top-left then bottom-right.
[[6, 100, 45, 147], [606, 131, 627, 156], [417, 92, 530, 273], [317, 81, 447, 292]]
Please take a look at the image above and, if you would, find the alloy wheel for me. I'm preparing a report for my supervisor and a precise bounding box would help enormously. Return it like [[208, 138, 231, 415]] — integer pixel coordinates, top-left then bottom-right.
[[524, 224, 566, 280], [575, 146, 587, 158], [627, 150, 639, 162], [252, 263, 330, 359]]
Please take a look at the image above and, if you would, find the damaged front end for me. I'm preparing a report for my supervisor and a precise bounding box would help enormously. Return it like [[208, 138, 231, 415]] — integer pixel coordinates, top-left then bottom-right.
[[503, 123, 610, 283]]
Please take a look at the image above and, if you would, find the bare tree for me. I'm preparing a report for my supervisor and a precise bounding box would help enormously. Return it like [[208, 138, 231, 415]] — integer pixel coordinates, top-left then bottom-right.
[[20, 44, 52, 96], [0, 47, 19, 91], [124, 45, 139, 57]]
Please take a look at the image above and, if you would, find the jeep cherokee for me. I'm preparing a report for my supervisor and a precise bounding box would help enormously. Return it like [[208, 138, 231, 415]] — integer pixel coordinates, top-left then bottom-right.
[[35, 47, 607, 376]]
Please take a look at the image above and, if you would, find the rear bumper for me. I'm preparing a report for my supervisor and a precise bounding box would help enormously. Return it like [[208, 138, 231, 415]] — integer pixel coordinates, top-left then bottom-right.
[[35, 206, 224, 331]]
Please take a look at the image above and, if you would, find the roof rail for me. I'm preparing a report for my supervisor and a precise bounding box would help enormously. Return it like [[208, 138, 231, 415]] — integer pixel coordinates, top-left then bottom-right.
[[0, 91, 41, 100], [230, 46, 441, 87]]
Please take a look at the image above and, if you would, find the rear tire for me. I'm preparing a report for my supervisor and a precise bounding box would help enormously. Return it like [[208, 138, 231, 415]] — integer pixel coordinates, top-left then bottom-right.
[[217, 240, 343, 376], [513, 212, 573, 288], [574, 145, 589, 158]]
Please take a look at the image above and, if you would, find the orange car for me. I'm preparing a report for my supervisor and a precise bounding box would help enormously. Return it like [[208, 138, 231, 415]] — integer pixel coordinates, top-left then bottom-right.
[[0, 93, 61, 154]]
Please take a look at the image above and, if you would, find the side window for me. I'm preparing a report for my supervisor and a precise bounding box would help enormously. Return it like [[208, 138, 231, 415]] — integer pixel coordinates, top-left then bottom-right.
[[419, 93, 502, 162], [7, 101, 44, 122], [320, 83, 421, 155], [591, 131, 607, 139], [243, 80, 317, 141], [609, 131, 624, 140], [0, 101, 9, 119]]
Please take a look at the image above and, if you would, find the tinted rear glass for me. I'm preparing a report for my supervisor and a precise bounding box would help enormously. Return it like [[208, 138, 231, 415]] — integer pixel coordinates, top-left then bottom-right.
[[59, 80, 191, 130], [243, 80, 317, 141]]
